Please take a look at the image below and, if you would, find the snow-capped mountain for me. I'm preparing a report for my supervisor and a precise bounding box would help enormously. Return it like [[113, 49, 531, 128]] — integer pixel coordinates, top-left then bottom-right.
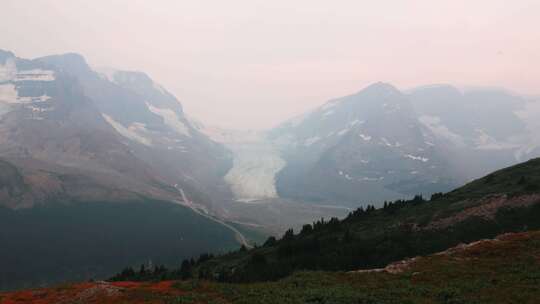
[[0, 50, 173, 208], [3, 48, 539, 211], [0, 50, 232, 211], [260, 82, 540, 206], [408, 84, 540, 179], [268, 83, 458, 205]]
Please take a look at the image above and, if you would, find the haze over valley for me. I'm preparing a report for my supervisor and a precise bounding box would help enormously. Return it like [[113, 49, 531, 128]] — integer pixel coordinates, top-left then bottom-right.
[[1, 2, 540, 302]]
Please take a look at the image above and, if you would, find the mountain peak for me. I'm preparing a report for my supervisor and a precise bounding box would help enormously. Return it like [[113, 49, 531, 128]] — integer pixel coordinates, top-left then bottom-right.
[[37, 52, 91, 75], [362, 82, 400, 93], [0, 49, 15, 63], [113, 70, 154, 87]]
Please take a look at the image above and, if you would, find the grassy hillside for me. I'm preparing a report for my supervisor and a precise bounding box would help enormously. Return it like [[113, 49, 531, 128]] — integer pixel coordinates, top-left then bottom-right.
[[2, 230, 539, 303], [0, 199, 240, 291], [190, 158, 540, 282]]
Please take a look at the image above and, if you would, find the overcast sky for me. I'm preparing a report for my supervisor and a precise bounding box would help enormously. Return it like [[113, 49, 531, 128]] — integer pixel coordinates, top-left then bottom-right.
[[1, 0, 539, 129]]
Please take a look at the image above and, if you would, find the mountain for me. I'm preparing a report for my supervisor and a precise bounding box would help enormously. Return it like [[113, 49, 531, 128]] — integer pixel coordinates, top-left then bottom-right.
[[264, 82, 540, 207], [0, 50, 176, 208], [192, 157, 540, 282], [37, 54, 234, 212], [0, 50, 240, 290], [3, 48, 540, 291], [408, 84, 540, 179], [3, 230, 538, 303], [269, 82, 460, 205]]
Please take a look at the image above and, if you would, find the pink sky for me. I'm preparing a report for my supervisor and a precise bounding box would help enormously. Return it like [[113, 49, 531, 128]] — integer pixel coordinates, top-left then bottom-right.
[[1, 0, 539, 129]]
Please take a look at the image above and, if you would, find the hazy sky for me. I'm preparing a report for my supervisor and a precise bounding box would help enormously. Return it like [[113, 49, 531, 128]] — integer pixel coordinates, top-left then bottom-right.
[[1, 0, 539, 129]]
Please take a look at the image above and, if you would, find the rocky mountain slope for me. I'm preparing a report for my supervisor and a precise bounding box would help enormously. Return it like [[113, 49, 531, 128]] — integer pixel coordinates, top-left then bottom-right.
[[0, 49, 176, 208], [264, 82, 540, 206], [0, 49, 234, 211], [269, 83, 460, 205], [37, 53, 234, 212], [409, 84, 540, 180]]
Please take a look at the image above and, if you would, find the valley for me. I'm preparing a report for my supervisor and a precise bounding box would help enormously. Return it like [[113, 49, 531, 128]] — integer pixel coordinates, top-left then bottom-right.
[[2, 2, 540, 302], [1, 48, 540, 293]]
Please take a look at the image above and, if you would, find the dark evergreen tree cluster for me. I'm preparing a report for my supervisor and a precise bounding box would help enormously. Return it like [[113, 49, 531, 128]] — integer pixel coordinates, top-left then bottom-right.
[[109, 252, 213, 282], [109, 168, 540, 285], [196, 193, 540, 283]]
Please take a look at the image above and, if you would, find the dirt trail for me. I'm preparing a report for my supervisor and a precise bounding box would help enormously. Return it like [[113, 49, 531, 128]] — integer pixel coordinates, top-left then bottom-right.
[[174, 185, 252, 249]]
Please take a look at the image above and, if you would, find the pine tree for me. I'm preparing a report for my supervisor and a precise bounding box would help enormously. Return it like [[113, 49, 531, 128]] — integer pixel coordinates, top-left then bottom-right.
[[180, 259, 192, 279], [139, 264, 146, 275], [282, 228, 294, 241], [301, 224, 313, 235]]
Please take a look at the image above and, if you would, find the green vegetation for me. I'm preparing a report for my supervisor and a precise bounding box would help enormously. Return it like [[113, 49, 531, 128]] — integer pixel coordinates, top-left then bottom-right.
[[107, 158, 540, 286], [191, 158, 540, 282], [197, 232, 540, 304], [4, 231, 539, 303], [173, 231, 540, 303], [4, 156, 540, 302]]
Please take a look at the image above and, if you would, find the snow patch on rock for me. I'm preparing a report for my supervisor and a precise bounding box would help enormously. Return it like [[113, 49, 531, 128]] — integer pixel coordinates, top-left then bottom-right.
[[304, 136, 321, 146], [405, 154, 429, 162], [474, 129, 519, 151], [321, 100, 337, 110], [323, 110, 334, 117], [359, 133, 372, 141], [102, 114, 152, 146], [337, 128, 349, 136], [147, 103, 191, 137], [419, 115, 465, 146]]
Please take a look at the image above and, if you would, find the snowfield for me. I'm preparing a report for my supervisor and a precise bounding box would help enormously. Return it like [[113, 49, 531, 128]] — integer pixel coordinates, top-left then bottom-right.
[[199, 127, 286, 202]]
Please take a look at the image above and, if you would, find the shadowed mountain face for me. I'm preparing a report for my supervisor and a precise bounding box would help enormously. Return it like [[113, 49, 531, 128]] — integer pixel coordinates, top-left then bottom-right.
[[0, 50, 240, 290], [0, 199, 240, 291]]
